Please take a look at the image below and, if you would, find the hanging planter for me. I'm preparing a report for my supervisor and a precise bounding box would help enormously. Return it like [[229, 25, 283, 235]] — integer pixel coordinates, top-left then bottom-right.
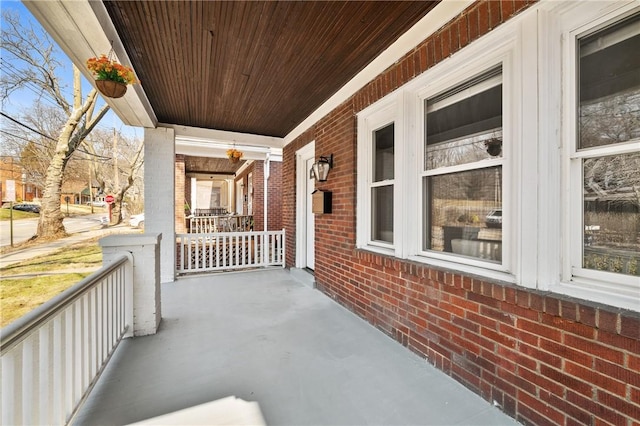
[[86, 51, 137, 99], [227, 148, 243, 164], [95, 79, 128, 98]]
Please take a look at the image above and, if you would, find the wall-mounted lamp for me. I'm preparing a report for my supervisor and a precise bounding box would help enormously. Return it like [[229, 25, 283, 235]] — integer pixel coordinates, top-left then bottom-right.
[[310, 154, 334, 182]]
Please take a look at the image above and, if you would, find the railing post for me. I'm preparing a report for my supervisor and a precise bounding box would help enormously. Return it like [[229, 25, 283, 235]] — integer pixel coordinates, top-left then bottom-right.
[[282, 228, 286, 268], [100, 234, 162, 337]]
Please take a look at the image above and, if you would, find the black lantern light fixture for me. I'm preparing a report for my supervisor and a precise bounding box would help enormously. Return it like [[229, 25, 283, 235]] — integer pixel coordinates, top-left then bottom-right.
[[310, 154, 334, 182]]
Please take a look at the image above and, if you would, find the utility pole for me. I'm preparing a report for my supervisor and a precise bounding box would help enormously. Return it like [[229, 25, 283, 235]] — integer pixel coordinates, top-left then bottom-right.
[[89, 153, 94, 214], [113, 129, 120, 189]]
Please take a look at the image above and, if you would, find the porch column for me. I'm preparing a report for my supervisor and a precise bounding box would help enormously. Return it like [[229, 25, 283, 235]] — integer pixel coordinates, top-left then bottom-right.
[[144, 127, 175, 283], [100, 233, 162, 336]]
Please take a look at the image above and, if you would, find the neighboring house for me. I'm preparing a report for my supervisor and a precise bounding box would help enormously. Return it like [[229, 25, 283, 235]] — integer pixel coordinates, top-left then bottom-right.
[[27, 1, 639, 424], [0, 156, 41, 202], [60, 179, 95, 205]]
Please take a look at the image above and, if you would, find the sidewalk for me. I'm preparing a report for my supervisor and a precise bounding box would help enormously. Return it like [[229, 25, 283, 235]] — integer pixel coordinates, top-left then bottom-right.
[[0, 224, 135, 269]]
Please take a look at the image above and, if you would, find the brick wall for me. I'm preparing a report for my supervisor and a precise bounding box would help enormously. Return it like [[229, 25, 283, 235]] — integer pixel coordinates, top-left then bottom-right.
[[234, 160, 282, 231], [282, 1, 640, 424], [174, 155, 187, 233], [267, 161, 283, 231], [251, 162, 265, 231]]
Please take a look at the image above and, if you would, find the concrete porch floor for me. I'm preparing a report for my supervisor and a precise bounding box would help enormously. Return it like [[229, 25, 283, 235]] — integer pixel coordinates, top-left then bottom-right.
[[74, 269, 517, 425]]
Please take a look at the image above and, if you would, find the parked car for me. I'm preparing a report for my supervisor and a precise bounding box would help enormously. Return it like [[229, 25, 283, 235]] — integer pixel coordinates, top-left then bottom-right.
[[86, 201, 107, 207], [12, 203, 41, 214], [129, 213, 144, 229], [485, 209, 502, 228]]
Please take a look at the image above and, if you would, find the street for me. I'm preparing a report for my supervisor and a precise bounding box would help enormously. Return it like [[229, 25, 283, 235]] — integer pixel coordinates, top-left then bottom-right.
[[0, 214, 108, 247]]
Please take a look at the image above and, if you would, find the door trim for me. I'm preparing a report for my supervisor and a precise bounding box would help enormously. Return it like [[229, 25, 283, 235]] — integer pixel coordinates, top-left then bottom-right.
[[295, 142, 315, 269]]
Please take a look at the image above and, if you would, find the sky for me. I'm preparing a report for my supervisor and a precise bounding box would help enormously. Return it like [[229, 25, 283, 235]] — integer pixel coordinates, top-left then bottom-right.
[[1, 1, 142, 141]]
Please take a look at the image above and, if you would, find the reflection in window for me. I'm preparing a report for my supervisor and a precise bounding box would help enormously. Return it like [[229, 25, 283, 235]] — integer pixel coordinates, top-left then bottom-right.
[[372, 185, 394, 243], [578, 15, 640, 277], [426, 67, 502, 170], [374, 123, 394, 182], [579, 14, 640, 149], [424, 167, 502, 262], [582, 153, 640, 276], [424, 68, 503, 262]]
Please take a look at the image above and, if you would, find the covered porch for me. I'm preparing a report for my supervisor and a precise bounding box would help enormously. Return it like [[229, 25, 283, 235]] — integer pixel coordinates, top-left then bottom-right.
[[74, 269, 515, 425]]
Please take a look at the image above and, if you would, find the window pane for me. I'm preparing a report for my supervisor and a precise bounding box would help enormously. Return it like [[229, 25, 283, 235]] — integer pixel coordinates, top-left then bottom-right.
[[374, 123, 394, 182], [579, 14, 640, 149], [372, 185, 393, 243], [583, 152, 640, 276], [426, 71, 502, 170], [424, 167, 502, 262]]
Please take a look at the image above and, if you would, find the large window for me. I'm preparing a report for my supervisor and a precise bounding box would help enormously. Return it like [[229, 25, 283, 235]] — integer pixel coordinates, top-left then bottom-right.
[[573, 13, 640, 279], [423, 68, 503, 263]]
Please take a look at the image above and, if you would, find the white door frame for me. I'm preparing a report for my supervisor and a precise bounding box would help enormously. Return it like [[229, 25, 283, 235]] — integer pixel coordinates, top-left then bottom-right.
[[296, 142, 315, 269]]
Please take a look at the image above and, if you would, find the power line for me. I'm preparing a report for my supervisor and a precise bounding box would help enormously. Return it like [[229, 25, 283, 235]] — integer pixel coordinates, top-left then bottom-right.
[[0, 112, 116, 161], [0, 111, 56, 141]]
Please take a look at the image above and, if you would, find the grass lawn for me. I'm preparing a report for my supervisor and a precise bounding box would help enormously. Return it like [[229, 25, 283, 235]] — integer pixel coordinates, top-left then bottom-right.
[[0, 240, 102, 328], [0, 208, 38, 220], [1, 203, 107, 221]]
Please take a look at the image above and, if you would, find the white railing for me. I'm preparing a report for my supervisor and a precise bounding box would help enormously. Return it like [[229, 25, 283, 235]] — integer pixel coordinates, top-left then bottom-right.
[[189, 215, 253, 233], [1, 254, 133, 425], [177, 229, 285, 273]]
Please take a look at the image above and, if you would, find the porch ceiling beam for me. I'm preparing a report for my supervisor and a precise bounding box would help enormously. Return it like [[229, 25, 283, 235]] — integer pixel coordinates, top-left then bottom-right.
[[22, 0, 157, 128], [170, 124, 284, 149]]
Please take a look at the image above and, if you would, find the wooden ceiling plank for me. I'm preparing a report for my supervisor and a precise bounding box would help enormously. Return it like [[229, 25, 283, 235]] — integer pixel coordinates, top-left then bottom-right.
[[105, 0, 439, 137]]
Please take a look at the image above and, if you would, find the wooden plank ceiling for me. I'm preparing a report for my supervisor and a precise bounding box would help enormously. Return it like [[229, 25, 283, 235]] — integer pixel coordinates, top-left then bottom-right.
[[103, 1, 439, 138]]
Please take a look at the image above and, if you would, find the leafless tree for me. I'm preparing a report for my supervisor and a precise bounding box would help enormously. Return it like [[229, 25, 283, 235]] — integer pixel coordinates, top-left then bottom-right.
[[86, 129, 144, 224], [1, 10, 109, 239]]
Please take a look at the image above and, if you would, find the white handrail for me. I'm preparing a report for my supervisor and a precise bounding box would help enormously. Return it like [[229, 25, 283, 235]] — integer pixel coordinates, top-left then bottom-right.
[[1, 253, 133, 425]]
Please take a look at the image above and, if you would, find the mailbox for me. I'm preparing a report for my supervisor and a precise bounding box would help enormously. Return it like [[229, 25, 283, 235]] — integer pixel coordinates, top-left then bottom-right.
[[312, 190, 332, 214]]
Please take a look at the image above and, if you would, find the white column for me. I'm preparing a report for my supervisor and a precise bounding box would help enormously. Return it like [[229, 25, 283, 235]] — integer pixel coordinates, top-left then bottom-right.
[[100, 233, 162, 337], [144, 127, 175, 283], [190, 177, 197, 213], [263, 155, 270, 231]]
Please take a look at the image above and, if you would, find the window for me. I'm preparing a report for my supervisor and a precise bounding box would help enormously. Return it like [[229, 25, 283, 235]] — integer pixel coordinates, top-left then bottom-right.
[[572, 13, 640, 280], [423, 68, 504, 263], [372, 123, 394, 243], [357, 99, 398, 253]]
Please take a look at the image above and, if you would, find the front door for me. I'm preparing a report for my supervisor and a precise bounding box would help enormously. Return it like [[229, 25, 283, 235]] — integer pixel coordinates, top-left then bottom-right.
[[305, 157, 315, 269]]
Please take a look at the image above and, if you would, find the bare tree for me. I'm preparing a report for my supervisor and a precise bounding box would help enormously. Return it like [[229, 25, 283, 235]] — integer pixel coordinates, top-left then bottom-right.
[[1, 10, 110, 239], [86, 129, 144, 224]]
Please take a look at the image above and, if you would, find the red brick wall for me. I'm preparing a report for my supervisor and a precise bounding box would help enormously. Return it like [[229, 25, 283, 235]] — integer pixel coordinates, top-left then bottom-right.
[[234, 160, 282, 231], [252, 162, 264, 231], [283, 1, 640, 425], [174, 155, 187, 233], [267, 161, 283, 231]]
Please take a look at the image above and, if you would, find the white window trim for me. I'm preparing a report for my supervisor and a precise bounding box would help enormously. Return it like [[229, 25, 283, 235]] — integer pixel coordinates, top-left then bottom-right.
[[357, 95, 402, 256], [413, 56, 515, 279], [557, 1, 640, 310], [356, 17, 523, 282]]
